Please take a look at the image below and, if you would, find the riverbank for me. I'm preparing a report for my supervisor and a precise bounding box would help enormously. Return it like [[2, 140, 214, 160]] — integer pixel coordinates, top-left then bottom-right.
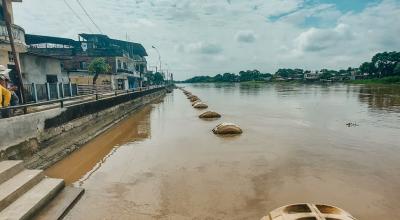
[[0, 87, 168, 169], [349, 76, 400, 85], [180, 76, 400, 86]]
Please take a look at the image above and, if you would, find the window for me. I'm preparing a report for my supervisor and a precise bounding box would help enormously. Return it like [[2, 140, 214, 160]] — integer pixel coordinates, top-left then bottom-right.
[[117, 60, 122, 69], [8, 51, 15, 63], [80, 61, 87, 70], [123, 62, 127, 70]]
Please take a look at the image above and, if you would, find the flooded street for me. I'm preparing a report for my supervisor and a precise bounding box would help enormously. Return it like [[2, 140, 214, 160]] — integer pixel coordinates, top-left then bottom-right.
[[46, 83, 400, 220]]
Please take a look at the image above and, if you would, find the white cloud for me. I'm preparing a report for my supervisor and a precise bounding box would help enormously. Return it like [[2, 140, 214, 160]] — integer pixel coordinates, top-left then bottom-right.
[[235, 30, 256, 43], [12, 0, 400, 79], [293, 23, 353, 53], [285, 0, 400, 70]]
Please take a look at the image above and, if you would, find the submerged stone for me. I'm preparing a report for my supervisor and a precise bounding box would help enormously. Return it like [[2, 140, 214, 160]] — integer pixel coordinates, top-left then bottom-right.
[[190, 96, 200, 102], [192, 100, 202, 106], [212, 123, 242, 135], [199, 111, 221, 119], [193, 102, 208, 109]]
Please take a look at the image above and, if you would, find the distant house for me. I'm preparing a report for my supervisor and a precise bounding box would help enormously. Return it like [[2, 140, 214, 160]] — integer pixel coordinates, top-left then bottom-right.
[[25, 33, 148, 90], [350, 69, 364, 80], [304, 71, 321, 81]]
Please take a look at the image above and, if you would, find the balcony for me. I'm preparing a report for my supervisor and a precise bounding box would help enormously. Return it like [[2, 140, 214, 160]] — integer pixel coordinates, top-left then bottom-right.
[[0, 21, 27, 52]]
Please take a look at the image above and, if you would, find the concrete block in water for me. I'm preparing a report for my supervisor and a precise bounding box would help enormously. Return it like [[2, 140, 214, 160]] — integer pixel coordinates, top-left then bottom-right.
[[212, 123, 242, 135], [199, 111, 221, 119], [261, 203, 357, 220], [193, 102, 208, 109]]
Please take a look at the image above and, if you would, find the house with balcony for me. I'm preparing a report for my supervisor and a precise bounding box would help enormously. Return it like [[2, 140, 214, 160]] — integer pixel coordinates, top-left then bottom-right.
[[25, 33, 148, 91]]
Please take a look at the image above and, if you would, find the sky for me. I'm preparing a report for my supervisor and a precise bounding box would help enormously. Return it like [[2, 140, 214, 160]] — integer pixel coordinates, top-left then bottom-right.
[[13, 0, 400, 80]]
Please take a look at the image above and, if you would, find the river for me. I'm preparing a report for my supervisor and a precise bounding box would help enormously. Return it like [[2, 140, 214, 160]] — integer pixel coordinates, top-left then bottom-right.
[[45, 83, 400, 220]]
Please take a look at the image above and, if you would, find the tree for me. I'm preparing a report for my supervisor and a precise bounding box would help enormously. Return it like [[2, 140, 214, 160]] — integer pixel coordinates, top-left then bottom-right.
[[145, 72, 155, 85], [394, 62, 400, 75], [88, 58, 111, 85], [154, 72, 164, 85], [359, 62, 375, 75], [222, 73, 237, 82], [372, 51, 400, 77], [214, 74, 223, 82]]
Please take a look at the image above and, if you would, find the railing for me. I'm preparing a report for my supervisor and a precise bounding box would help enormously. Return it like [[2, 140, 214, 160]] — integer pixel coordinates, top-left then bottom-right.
[[0, 85, 166, 119], [0, 21, 26, 45], [21, 83, 79, 104]]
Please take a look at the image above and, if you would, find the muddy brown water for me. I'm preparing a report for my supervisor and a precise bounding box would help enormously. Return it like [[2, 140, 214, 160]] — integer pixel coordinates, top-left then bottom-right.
[[45, 83, 400, 220]]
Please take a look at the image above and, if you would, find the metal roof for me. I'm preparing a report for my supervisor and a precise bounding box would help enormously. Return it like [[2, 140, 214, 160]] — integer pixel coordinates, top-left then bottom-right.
[[79, 33, 148, 57], [25, 34, 79, 47]]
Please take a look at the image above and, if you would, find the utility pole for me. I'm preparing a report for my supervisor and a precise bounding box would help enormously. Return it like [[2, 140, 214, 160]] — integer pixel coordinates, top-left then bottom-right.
[[2, 0, 25, 103]]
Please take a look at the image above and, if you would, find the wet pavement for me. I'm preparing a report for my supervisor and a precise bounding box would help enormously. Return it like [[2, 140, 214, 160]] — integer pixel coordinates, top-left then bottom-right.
[[45, 83, 400, 219]]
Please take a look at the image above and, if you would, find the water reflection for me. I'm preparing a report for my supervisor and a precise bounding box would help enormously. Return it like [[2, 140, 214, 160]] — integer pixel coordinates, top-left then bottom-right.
[[357, 85, 400, 113], [239, 83, 265, 96], [45, 105, 153, 185]]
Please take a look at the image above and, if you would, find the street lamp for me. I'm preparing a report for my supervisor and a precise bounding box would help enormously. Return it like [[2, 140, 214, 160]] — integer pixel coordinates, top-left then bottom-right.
[[151, 46, 162, 75]]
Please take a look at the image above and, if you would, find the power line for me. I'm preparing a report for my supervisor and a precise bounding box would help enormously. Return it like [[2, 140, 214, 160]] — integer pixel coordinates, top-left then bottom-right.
[[63, 0, 94, 33], [75, 0, 103, 34]]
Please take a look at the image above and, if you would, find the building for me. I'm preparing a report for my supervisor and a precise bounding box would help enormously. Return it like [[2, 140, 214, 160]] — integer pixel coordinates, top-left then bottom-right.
[[25, 33, 148, 91], [304, 71, 321, 81], [0, 0, 26, 84], [19, 52, 68, 84]]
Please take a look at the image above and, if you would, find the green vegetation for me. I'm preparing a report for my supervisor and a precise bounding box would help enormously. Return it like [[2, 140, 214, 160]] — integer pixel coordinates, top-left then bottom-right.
[[184, 70, 272, 83], [145, 72, 165, 85], [183, 51, 400, 85], [88, 58, 111, 85], [350, 76, 400, 85]]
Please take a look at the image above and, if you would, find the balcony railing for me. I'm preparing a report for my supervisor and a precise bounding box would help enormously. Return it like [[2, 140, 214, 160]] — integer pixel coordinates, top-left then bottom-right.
[[0, 21, 26, 45]]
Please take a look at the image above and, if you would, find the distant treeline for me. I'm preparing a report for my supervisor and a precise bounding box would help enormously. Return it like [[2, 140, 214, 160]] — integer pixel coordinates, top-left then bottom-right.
[[184, 70, 273, 83], [182, 51, 400, 83]]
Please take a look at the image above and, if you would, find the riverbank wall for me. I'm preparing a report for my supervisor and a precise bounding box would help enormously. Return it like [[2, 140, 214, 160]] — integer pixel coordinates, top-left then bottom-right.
[[0, 87, 167, 169]]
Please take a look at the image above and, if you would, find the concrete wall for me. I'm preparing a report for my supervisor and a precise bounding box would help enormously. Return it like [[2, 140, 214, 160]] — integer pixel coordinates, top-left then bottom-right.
[[20, 53, 69, 84], [69, 72, 112, 86], [0, 50, 8, 67], [0, 87, 167, 169]]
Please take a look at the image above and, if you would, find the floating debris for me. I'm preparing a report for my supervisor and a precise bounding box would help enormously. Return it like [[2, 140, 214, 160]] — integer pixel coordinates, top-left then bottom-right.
[[212, 123, 242, 135], [193, 102, 208, 109], [261, 203, 357, 220], [346, 122, 359, 127], [199, 111, 221, 119]]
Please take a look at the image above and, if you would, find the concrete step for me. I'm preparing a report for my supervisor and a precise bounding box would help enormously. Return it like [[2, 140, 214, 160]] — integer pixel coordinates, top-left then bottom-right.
[[0, 178, 64, 220], [33, 186, 85, 220], [0, 160, 24, 185], [0, 169, 44, 211]]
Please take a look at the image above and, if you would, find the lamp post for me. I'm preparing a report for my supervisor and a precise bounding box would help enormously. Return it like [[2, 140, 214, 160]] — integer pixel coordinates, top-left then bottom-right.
[[151, 46, 162, 76], [164, 63, 170, 82]]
